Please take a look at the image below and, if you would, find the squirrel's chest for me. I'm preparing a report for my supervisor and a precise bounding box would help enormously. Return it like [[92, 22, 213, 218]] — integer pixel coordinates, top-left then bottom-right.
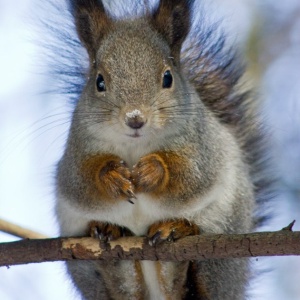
[[103, 137, 159, 168], [97, 141, 168, 234]]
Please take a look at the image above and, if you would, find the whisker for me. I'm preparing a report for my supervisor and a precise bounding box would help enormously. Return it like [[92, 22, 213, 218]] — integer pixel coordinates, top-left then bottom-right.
[[88, 95, 121, 110]]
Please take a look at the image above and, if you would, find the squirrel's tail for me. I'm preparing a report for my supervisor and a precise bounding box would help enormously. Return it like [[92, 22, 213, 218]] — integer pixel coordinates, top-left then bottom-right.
[[181, 8, 274, 226]]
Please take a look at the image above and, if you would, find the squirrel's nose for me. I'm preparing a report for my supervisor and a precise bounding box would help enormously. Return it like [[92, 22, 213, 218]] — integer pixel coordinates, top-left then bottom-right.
[[126, 117, 145, 129], [125, 109, 146, 129]]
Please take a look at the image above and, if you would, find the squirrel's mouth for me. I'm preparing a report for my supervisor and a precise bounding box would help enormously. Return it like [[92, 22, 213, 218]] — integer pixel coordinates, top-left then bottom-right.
[[126, 130, 142, 138]]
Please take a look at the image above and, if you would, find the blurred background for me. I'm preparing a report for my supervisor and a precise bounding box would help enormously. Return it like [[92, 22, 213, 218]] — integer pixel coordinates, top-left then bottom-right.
[[0, 0, 299, 299]]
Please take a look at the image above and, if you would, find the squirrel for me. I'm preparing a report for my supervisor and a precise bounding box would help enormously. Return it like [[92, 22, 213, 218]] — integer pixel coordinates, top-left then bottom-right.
[[54, 0, 270, 299]]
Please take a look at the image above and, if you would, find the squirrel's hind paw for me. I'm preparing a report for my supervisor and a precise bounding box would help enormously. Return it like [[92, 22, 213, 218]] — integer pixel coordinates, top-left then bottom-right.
[[147, 219, 200, 246], [88, 221, 132, 242]]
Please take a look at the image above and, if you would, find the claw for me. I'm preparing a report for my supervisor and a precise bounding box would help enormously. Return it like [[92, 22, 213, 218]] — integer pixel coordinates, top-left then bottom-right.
[[125, 188, 136, 199], [99, 231, 105, 241], [127, 199, 135, 204], [121, 227, 126, 236], [107, 231, 113, 241], [125, 187, 136, 204], [93, 227, 99, 238], [149, 230, 162, 246], [167, 229, 175, 242], [121, 227, 132, 237], [93, 227, 105, 241]]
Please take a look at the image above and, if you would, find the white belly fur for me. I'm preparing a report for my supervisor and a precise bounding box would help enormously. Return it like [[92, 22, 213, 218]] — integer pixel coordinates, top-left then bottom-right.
[[141, 261, 166, 300]]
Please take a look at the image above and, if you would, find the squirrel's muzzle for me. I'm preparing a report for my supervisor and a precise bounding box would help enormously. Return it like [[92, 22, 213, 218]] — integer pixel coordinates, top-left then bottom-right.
[[125, 109, 146, 129]]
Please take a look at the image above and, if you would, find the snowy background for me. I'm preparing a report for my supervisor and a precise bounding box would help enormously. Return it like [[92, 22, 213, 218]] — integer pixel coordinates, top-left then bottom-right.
[[0, 0, 299, 299]]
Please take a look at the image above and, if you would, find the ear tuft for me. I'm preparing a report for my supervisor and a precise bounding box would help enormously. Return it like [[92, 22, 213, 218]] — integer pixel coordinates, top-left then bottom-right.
[[71, 0, 112, 58], [151, 0, 194, 61]]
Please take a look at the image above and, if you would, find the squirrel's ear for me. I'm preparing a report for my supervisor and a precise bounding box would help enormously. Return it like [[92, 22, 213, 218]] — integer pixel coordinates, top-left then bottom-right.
[[71, 0, 112, 58], [151, 0, 194, 61]]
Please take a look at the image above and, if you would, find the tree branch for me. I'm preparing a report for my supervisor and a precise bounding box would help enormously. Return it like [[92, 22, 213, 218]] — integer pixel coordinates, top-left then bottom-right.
[[1, 229, 300, 267]]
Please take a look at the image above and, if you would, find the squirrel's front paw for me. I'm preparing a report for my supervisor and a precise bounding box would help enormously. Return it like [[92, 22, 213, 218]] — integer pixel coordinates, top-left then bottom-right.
[[147, 219, 200, 246], [88, 221, 132, 242], [97, 158, 135, 201], [132, 153, 169, 193]]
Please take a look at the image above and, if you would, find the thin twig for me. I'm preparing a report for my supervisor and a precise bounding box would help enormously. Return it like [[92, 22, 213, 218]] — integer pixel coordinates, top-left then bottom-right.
[[0, 218, 48, 239], [281, 220, 296, 231]]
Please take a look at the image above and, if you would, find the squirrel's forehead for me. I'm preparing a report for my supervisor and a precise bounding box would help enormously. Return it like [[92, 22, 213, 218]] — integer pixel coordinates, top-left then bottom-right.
[[96, 24, 171, 71]]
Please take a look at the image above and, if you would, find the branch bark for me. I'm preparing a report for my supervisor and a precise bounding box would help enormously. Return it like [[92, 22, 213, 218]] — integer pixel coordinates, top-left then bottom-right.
[[1, 230, 300, 267]]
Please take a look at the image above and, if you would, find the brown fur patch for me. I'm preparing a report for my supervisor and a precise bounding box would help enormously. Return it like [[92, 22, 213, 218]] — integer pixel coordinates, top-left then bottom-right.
[[132, 151, 190, 197], [132, 153, 169, 194], [81, 154, 134, 201], [186, 262, 211, 300]]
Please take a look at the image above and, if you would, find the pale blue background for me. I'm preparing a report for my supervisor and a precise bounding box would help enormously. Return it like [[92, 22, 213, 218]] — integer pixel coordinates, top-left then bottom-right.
[[0, 0, 299, 299]]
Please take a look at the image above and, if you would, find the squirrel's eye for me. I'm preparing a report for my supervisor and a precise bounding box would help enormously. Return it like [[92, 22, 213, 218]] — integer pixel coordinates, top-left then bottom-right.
[[96, 74, 106, 92], [162, 70, 173, 88]]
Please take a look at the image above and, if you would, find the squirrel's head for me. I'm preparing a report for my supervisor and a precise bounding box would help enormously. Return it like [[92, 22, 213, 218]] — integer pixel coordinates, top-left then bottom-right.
[[71, 0, 196, 143]]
